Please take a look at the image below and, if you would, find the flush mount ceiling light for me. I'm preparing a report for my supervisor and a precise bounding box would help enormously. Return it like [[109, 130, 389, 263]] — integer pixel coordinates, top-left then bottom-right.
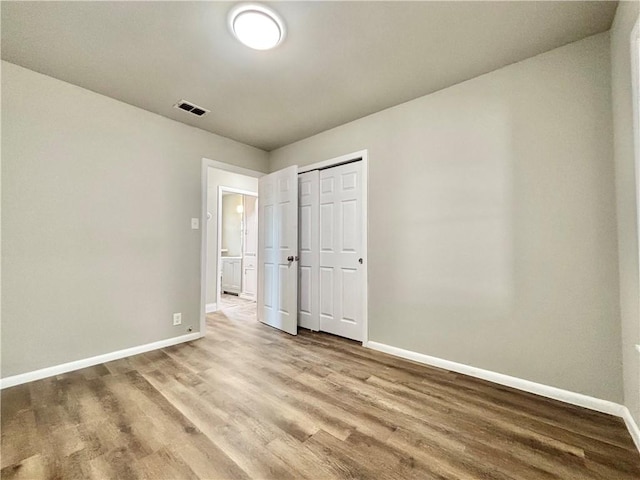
[[228, 3, 285, 50]]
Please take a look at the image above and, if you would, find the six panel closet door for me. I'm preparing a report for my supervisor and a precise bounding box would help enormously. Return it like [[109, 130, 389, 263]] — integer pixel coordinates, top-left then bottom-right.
[[298, 161, 364, 341]]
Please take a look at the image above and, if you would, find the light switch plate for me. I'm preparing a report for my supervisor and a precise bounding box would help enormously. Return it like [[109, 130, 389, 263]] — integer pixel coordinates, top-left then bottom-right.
[[191, 218, 199, 229]]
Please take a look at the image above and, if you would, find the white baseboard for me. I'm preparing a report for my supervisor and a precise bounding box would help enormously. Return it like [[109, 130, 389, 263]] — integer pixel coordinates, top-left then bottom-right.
[[621, 406, 640, 452], [367, 341, 640, 453], [366, 341, 629, 422], [238, 293, 255, 301], [0, 332, 204, 390], [205, 302, 218, 313]]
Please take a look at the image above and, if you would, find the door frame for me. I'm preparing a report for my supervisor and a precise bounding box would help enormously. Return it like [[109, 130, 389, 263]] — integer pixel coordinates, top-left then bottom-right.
[[631, 16, 640, 336], [200, 158, 263, 336], [298, 149, 369, 346], [216, 186, 258, 309]]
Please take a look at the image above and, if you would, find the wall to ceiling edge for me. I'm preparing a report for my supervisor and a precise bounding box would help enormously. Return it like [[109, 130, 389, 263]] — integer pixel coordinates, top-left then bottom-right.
[[269, 32, 624, 403], [1, 60, 269, 378]]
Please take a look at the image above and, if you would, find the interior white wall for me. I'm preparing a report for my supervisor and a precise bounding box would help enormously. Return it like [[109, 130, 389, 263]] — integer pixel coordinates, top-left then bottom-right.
[[611, 1, 640, 426], [270, 33, 623, 402], [205, 169, 258, 306], [1, 61, 268, 378]]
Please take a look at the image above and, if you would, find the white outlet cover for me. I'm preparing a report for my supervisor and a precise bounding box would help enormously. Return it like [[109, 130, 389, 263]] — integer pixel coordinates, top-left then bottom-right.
[[173, 313, 182, 325], [191, 218, 199, 229]]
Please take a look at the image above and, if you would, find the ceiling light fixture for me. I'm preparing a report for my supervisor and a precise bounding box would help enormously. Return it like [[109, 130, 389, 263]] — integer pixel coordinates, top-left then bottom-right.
[[228, 3, 285, 50]]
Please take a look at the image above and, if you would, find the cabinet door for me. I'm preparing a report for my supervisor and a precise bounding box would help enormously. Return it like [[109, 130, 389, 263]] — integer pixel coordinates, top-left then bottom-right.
[[242, 257, 257, 299], [222, 258, 242, 294], [222, 259, 232, 291], [231, 259, 242, 292]]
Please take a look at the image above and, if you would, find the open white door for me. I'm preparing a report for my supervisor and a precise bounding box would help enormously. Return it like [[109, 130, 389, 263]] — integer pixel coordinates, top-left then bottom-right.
[[258, 165, 299, 335]]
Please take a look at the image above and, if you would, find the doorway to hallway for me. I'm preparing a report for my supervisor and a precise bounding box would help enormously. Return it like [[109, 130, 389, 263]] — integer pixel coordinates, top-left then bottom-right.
[[201, 160, 262, 334]]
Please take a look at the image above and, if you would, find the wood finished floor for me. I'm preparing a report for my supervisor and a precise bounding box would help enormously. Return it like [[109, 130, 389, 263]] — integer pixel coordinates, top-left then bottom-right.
[[2, 300, 639, 480]]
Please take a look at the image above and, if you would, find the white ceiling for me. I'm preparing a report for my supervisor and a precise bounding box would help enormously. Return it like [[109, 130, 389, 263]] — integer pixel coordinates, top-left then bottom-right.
[[1, 1, 617, 151]]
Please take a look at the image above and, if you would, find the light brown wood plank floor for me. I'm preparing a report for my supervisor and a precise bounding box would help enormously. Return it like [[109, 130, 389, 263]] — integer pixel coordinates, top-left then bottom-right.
[[218, 293, 253, 310], [2, 302, 639, 480]]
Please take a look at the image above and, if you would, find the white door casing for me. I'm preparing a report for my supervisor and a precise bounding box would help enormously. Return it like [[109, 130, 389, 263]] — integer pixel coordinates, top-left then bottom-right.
[[298, 171, 320, 331], [258, 165, 299, 335], [318, 161, 364, 341]]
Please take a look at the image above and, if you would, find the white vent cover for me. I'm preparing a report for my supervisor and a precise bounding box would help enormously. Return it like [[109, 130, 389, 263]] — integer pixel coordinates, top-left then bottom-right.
[[173, 99, 210, 117]]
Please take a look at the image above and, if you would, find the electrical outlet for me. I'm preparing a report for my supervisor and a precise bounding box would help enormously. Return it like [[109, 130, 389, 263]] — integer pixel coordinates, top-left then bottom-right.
[[173, 313, 182, 326]]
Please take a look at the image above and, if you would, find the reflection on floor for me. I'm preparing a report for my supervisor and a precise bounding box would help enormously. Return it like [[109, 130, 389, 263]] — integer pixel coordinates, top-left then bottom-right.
[[219, 294, 256, 319]]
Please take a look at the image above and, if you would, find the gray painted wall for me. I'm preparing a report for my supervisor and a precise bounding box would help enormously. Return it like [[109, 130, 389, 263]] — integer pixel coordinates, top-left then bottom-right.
[[270, 33, 623, 402], [611, 1, 640, 426], [1, 61, 268, 378]]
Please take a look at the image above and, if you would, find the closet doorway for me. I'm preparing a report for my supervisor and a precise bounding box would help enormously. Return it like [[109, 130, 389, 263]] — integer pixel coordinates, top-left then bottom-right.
[[256, 150, 368, 344], [217, 187, 258, 310], [298, 159, 365, 341]]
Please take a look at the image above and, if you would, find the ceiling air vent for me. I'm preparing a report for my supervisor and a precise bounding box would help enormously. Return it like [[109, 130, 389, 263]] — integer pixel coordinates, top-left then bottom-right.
[[173, 99, 210, 117]]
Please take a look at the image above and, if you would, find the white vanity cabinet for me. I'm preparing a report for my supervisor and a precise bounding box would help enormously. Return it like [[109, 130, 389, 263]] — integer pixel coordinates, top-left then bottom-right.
[[221, 257, 242, 294]]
